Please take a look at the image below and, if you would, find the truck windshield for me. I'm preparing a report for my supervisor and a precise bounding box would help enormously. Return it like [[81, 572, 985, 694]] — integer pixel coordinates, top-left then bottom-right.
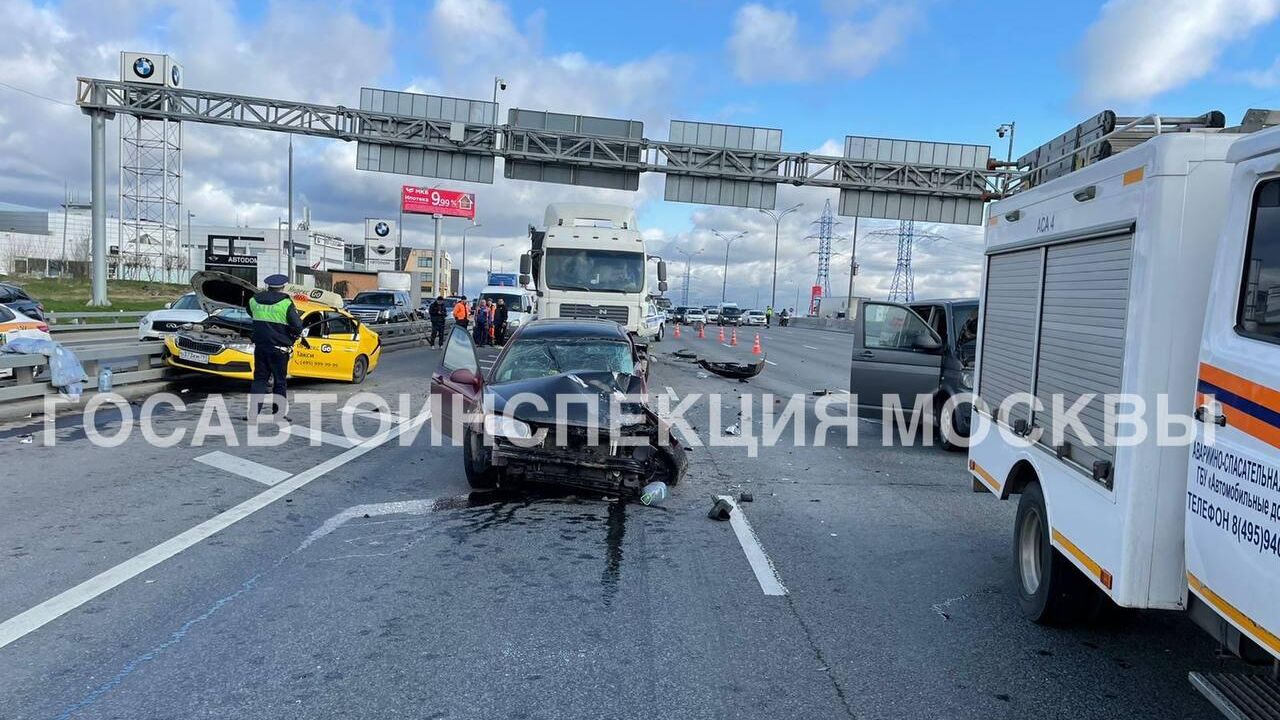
[[352, 292, 395, 306], [544, 249, 644, 294]]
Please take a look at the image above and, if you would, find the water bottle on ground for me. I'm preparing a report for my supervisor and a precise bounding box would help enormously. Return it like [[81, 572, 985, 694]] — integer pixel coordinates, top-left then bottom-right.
[[97, 366, 113, 393], [640, 481, 668, 506]]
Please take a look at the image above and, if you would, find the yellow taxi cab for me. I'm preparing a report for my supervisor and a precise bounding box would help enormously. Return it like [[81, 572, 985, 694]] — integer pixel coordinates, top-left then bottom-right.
[[0, 305, 51, 345], [164, 272, 381, 384]]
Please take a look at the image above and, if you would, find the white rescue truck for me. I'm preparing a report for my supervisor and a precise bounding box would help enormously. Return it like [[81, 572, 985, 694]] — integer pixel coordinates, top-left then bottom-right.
[[969, 110, 1280, 714], [519, 203, 668, 340]]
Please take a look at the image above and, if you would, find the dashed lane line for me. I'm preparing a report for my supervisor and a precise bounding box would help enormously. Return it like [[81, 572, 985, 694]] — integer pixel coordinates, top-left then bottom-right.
[[285, 424, 356, 448], [0, 410, 430, 651], [715, 495, 788, 596], [194, 451, 291, 486]]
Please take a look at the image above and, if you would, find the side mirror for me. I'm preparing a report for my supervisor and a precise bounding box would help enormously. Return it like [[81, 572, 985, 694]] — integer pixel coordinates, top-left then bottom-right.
[[163, 301, 173, 309], [658, 280, 668, 292], [519, 274, 532, 286], [913, 333, 942, 352], [657, 260, 668, 282], [519, 254, 532, 274], [448, 367, 483, 390]]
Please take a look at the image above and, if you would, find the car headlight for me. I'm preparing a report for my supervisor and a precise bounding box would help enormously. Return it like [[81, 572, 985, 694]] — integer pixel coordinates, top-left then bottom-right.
[[960, 370, 974, 390], [228, 341, 255, 353], [484, 414, 532, 440]]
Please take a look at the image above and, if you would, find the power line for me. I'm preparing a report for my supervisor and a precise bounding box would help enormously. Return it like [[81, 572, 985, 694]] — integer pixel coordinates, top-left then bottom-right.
[[0, 80, 75, 107]]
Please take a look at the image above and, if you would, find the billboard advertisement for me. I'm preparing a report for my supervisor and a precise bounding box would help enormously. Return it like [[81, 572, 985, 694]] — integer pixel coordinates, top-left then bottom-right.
[[401, 185, 476, 219]]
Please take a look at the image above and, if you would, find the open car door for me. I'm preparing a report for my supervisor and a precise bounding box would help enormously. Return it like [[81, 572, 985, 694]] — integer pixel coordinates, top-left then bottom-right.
[[848, 299, 944, 418], [431, 325, 483, 438]]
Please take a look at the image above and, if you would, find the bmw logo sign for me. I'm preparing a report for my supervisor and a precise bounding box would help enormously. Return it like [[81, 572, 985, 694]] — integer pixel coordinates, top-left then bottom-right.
[[170, 65, 182, 86], [374, 221, 390, 237], [132, 57, 155, 79]]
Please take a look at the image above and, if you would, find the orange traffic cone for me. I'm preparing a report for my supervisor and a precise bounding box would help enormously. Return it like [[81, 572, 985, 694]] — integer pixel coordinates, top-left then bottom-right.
[[697, 324, 705, 339], [674, 324, 681, 338], [718, 326, 725, 343], [731, 329, 738, 346], [752, 333, 762, 355]]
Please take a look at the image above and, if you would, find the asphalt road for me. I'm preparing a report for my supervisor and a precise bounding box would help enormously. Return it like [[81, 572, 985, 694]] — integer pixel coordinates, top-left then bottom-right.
[[0, 326, 1249, 719]]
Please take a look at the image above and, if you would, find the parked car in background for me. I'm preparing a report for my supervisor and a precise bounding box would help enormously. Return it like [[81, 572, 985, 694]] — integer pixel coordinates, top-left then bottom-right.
[[704, 306, 720, 324], [344, 289, 417, 324], [0, 305, 50, 345], [669, 306, 689, 324], [0, 281, 47, 322], [743, 310, 767, 326], [684, 308, 706, 326], [138, 292, 207, 340], [718, 304, 743, 326]]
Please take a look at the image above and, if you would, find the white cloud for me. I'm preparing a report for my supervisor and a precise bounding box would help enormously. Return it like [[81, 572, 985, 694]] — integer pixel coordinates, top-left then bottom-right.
[[727, 2, 918, 84], [1077, 0, 1280, 105]]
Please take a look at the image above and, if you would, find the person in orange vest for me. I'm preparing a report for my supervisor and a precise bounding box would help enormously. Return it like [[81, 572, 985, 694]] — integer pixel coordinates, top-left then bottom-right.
[[452, 295, 469, 329]]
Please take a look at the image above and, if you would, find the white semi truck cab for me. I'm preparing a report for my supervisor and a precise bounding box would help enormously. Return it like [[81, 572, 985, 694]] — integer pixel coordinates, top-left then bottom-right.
[[519, 203, 667, 339]]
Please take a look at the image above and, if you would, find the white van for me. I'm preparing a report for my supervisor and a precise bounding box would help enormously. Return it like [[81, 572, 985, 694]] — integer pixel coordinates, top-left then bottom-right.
[[477, 285, 535, 333], [970, 111, 1280, 713]]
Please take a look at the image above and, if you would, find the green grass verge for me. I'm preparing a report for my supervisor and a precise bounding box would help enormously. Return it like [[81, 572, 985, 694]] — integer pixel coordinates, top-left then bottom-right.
[[3, 277, 189, 315]]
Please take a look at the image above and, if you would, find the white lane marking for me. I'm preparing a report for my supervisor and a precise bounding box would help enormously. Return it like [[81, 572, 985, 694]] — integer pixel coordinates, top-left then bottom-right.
[[764, 360, 777, 366], [339, 406, 405, 423], [803, 345, 819, 350], [194, 451, 291, 486], [298, 498, 439, 553], [664, 386, 679, 401], [715, 495, 788, 596], [285, 424, 356, 449], [0, 411, 429, 651]]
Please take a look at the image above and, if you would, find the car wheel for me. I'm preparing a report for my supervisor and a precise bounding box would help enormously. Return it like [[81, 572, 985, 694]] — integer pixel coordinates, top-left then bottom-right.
[[1014, 482, 1098, 625], [656, 324, 664, 342], [351, 355, 369, 384], [935, 396, 967, 452], [463, 428, 501, 489]]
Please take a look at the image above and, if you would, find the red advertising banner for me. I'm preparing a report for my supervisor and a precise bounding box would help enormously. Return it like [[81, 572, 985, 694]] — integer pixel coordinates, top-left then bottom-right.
[[401, 185, 476, 219]]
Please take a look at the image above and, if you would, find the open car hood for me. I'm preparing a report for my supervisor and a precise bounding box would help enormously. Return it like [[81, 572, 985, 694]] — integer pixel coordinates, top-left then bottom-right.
[[190, 271, 258, 314], [487, 370, 648, 428]]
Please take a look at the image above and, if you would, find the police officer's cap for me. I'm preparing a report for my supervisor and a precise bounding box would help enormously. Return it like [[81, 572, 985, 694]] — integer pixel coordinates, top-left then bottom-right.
[[264, 274, 289, 288]]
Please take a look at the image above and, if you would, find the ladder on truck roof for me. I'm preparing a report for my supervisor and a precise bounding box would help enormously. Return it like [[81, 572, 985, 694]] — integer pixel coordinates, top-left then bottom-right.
[[1005, 110, 1226, 194]]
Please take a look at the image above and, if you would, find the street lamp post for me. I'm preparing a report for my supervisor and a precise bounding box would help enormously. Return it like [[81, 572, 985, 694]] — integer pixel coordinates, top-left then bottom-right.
[[674, 247, 701, 306], [461, 223, 482, 296], [758, 203, 802, 309], [711, 230, 745, 304], [489, 242, 506, 274]]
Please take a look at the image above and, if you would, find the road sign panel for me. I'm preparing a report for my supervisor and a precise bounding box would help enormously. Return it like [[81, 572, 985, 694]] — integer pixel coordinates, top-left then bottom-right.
[[837, 135, 990, 225], [356, 87, 496, 184], [401, 186, 476, 219], [662, 120, 782, 209], [504, 109, 643, 191]]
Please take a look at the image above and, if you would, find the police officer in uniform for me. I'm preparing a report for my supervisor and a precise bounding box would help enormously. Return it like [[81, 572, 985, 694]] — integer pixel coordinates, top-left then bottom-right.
[[248, 274, 303, 416]]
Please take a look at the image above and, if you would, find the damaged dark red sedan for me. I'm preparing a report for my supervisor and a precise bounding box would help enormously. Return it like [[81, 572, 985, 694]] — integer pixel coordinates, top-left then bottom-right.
[[430, 319, 687, 496]]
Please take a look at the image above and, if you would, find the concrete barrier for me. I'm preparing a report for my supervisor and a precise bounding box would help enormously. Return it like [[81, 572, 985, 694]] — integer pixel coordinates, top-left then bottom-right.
[[788, 316, 856, 333]]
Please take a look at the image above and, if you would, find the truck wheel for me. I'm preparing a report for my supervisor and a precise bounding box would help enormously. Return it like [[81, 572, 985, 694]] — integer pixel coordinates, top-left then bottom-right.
[[351, 356, 369, 384], [1015, 482, 1096, 625], [463, 428, 500, 489]]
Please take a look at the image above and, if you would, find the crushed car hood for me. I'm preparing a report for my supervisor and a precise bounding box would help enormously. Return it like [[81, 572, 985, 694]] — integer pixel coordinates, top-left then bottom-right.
[[486, 370, 648, 428], [190, 271, 258, 314]]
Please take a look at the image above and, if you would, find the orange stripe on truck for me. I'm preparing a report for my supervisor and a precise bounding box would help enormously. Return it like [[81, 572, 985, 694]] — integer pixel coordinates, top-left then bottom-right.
[[1188, 572, 1280, 656], [968, 460, 1001, 493], [1199, 363, 1280, 415], [1051, 528, 1112, 591]]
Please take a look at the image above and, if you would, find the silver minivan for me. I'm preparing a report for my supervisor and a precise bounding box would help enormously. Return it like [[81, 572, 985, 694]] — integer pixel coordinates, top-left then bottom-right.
[[848, 297, 979, 449]]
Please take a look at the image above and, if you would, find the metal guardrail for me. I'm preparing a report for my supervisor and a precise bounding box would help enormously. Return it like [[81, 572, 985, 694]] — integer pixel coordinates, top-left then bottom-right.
[[0, 321, 434, 405], [47, 311, 148, 334]]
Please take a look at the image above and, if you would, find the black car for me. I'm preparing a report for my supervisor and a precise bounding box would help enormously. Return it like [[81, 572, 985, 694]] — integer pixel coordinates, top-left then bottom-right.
[[345, 289, 417, 324], [430, 318, 686, 494], [0, 282, 46, 322], [718, 306, 744, 326]]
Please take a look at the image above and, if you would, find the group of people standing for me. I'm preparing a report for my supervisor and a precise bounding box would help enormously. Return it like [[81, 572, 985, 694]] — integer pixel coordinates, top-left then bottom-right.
[[426, 295, 509, 348]]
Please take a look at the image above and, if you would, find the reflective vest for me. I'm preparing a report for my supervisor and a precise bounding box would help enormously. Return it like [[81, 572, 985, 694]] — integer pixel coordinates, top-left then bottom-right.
[[453, 302, 468, 321], [249, 296, 293, 324]]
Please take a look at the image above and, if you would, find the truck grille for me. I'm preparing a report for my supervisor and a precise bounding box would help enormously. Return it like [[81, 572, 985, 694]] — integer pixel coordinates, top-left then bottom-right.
[[559, 304, 629, 324], [350, 309, 383, 323], [175, 336, 224, 354]]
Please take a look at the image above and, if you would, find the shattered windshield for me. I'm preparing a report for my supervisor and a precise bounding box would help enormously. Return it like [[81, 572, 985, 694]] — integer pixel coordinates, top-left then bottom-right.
[[491, 339, 635, 383]]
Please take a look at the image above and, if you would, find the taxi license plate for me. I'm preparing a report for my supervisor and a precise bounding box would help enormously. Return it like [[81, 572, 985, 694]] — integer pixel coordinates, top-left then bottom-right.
[[178, 349, 210, 364]]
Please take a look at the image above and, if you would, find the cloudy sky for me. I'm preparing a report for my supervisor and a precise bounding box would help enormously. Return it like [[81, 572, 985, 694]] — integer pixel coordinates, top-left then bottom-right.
[[4, 0, 1280, 306]]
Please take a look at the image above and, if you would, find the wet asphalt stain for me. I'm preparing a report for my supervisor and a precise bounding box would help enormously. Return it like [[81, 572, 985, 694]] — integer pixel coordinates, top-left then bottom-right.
[[601, 499, 627, 608]]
